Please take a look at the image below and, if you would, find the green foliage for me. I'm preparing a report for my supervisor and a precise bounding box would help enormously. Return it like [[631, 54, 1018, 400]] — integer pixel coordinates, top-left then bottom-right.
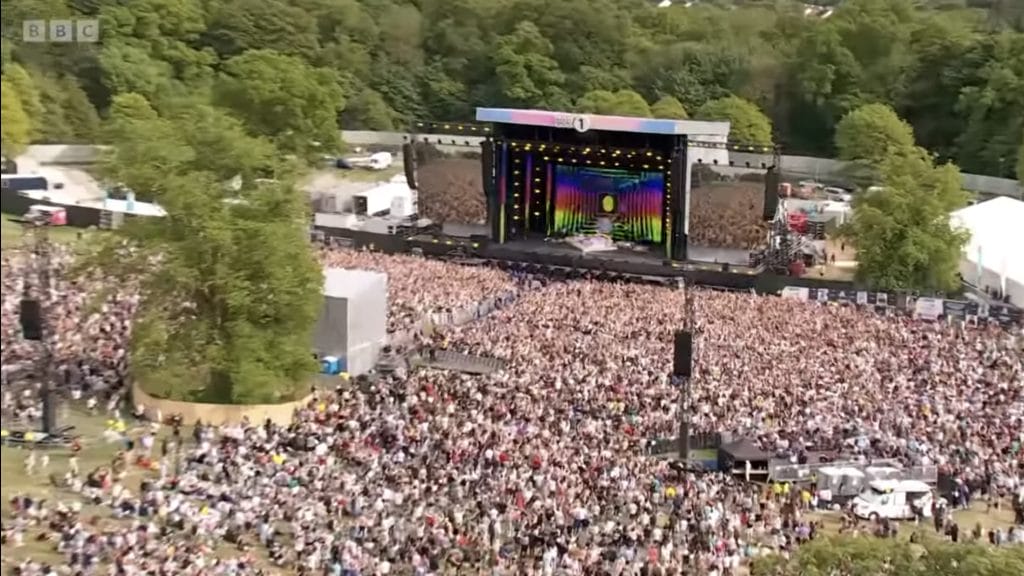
[[843, 146, 970, 292], [836, 104, 916, 163], [576, 90, 652, 117], [216, 49, 344, 158], [0, 0, 1021, 177], [650, 96, 689, 120], [100, 97, 321, 404], [696, 96, 774, 145], [1017, 128, 1024, 180], [1, 75, 33, 156], [750, 536, 1024, 576]]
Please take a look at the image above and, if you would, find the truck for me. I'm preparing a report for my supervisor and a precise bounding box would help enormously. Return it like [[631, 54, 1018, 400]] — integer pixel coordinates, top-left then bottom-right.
[[352, 178, 413, 216], [337, 151, 394, 171], [852, 479, 934, 521]]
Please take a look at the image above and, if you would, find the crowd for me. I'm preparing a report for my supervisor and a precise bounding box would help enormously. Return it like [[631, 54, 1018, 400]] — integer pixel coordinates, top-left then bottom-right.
[[318, 247, 517, 333], [3, 245, 1024, 575], [1, 245, 136, 424]]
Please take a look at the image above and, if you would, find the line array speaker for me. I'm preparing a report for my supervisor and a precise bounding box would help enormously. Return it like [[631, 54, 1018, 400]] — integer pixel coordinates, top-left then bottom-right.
[[402, 142, 418, 190], [763, 166, 780, 221], [20, 298, 42, 341], [673, 330, 692, 378]]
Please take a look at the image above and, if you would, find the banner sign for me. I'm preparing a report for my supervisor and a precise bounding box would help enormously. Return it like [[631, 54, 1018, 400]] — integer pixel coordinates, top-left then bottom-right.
[[914, 297, 945, 320], [780, 287, 1022, 327]]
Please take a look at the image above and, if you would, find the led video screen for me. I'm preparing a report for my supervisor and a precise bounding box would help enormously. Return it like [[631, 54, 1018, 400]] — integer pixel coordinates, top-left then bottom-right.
[[552, 166, 664, 243], [414, 145, 487, 225]]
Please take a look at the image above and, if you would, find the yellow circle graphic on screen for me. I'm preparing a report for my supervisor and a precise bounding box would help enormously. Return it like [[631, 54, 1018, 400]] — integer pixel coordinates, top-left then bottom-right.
[[601, 195, 615, 213]]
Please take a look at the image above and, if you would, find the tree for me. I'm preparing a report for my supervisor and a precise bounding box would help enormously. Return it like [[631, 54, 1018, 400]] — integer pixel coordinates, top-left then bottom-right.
[[836, 103, 916, 163], [576, 90, 651, 117], [3, 65, 44, 137], [1017, 128, 1024, 180], [100, 97, 321, 404], [751, 535, 1024, 576], [843, 146, 970, 292], [696, 96, 773, 145], [342, 89, 396, 131], [490, 21, 569, 110], [1, 76, 33, 156], [650, 96, 689, 119], [216, 49, 344, 158]]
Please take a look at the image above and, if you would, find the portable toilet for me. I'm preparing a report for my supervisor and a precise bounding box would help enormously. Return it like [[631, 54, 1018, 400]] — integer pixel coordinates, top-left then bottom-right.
[[320, 356, 343, 375]]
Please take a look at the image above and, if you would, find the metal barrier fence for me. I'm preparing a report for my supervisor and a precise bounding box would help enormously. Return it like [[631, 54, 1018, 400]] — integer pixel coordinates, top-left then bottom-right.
[[769, 458, 939, 484], [781, 285, 1021, 328]]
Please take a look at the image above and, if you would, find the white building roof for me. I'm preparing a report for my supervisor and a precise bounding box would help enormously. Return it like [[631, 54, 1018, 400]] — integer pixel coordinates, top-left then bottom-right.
[[951, 197, 1024, 286], [322, 267, 386, 300]]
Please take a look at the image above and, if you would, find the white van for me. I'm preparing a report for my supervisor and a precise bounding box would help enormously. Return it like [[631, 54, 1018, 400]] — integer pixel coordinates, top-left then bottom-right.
[[853, 479, 934, 521]]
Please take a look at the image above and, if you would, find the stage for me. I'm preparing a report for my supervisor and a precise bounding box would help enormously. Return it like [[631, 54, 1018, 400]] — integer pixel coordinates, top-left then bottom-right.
[[478, 238, 749, 266], [464, 237, 760, 281]]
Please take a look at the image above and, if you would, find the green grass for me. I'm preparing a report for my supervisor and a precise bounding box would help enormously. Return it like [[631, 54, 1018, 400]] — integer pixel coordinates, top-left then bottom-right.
[[1, 215, 100, 251], [0, 408, 273, 570], [336, 166, 403, 182], [1, 410, 138, 567]]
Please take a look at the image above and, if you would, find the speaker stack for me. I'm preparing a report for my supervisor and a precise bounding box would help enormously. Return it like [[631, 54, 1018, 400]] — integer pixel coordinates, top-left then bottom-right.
[[401, 142, 418, 190], [673, 330, 693, 378], [673, 330, 694, 462], [20, 298, 42, 341], [763, 166, 780, 221]]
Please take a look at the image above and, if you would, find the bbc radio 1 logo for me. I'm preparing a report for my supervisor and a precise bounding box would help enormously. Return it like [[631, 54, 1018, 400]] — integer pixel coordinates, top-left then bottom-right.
[[23, 20, 100, 43]]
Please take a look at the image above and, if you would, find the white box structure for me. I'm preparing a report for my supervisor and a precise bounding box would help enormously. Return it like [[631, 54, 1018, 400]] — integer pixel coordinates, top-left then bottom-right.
[[314, 268, 388, 375]]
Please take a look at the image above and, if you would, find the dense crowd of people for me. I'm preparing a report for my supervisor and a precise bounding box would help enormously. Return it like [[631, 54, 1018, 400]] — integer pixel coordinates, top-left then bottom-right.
[[3, 245, 1023, 575], [319, 247, 516, 333], [1, 246, 135, 423]]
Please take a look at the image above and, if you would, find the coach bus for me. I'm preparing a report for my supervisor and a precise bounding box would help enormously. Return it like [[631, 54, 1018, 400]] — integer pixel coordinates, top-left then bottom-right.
[[0, 174, 61, 193]]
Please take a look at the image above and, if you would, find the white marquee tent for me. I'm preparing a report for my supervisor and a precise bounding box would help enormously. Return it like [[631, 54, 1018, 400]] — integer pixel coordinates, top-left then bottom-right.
[[950, 197, 1024, 306]]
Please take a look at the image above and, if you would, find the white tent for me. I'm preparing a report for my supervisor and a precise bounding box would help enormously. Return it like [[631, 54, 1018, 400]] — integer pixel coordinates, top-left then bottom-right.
[[951, 197, 1024, 306]]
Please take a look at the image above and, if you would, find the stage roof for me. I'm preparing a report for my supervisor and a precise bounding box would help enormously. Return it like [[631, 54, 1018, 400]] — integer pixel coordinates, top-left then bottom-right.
[[323, 268, 387, 300], [476, 108, 730, 137]]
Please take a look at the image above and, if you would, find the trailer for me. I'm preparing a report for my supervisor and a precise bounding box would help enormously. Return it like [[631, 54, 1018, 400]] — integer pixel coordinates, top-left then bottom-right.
[[351, 177, 414, 216]]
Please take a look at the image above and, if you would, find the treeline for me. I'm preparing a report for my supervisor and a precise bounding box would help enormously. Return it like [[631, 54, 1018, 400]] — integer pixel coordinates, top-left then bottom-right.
[[1, 0, 1023, 178]]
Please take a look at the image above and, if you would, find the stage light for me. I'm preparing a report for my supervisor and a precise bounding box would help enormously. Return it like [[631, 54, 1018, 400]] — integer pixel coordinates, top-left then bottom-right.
[[583, 148, 591, 154], [444, 124, 450, 130], [599, 160, 606, 166]]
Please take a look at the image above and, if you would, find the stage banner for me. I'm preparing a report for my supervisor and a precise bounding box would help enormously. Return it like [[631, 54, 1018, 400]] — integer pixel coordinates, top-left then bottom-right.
[[781, 286, 809, 301], [989, 303, 1023, 326], [914, 297, 945, 320], [816, 288, 829, 302], [856, 291, 869, 305]]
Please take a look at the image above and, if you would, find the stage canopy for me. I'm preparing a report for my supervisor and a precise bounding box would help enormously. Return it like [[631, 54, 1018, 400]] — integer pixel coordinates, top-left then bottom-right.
[[951, 196, 1024, 306]]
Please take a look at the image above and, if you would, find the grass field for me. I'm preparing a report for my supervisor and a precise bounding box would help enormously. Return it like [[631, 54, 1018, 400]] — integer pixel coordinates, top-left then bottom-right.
[[0, 408, 262, 569], [336, 166, 403, 182], [0, 410, 135, 567], [1, 215, 99, 251]]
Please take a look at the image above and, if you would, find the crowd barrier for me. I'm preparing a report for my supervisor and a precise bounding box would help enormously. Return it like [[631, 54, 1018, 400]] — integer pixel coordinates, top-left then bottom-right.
[[646, 432, 723, 456], [781, 285, 1022, 327], [769, 458, 939, 485], [131, 381, 314, 426]]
